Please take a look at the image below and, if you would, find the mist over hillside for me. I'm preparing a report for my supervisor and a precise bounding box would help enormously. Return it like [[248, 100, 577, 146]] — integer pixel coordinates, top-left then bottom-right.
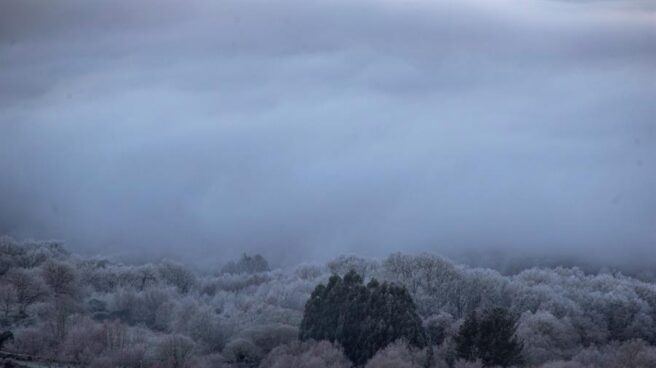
[[1, 0, 654, 367], [1, 0, 654, 266]]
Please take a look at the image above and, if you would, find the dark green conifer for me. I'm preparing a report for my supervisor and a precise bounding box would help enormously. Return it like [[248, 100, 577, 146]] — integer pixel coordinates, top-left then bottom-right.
[[300, 270, 426, 366], [455, 307, 523, 367], [455, 310, 479, 362]]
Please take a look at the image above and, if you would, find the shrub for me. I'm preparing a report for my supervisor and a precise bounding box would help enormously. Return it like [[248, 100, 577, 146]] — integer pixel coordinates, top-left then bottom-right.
[[365, 340, 427, 368], [261, 340, 352, 368], [222, 337, 263, 365]]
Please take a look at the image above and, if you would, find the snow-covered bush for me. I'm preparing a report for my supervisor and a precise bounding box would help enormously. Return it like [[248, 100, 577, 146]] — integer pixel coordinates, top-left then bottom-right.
[[260, 340, 352, 368], [222, 337, 263, 365]]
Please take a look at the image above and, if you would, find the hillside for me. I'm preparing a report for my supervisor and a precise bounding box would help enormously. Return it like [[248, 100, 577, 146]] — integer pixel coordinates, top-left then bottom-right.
[[1, 236, 656, 367]]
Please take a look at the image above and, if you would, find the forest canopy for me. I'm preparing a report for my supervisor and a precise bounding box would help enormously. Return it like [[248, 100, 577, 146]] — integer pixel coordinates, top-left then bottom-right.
[[1, 236, 656, 367]]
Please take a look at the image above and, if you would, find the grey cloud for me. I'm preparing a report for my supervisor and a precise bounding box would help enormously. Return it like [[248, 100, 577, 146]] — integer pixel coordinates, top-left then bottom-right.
[[0, 0, 654, 267]]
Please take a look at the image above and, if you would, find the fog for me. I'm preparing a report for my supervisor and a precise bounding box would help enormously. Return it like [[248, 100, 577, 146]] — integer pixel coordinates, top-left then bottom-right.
[[0, 0, 654, 267]]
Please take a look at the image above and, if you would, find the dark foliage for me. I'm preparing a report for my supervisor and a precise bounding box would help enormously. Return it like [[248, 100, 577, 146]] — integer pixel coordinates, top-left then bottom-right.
[[0, 331, 13, 350], [299, 270, 426, 366], [455, 307, 524, 367], [455, 311, 479, 362]]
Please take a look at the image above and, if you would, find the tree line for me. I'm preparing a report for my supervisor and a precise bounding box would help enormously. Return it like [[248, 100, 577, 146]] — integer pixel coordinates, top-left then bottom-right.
[[1, 236, 656, 367]]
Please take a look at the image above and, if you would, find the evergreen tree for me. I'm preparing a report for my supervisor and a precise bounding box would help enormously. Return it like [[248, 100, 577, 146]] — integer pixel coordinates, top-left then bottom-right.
[[455, 310, 479, 362], [477, 307, 524, 367], [300, 270, 427, 366], [455, 307, 523, 367]]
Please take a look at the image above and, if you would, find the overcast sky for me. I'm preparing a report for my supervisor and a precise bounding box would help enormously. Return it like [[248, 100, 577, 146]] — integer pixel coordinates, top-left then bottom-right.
[[0, 0, 654, 266]]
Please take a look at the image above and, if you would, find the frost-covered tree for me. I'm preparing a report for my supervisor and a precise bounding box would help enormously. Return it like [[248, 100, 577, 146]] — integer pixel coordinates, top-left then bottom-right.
[[0, 285, 16, 320], [60, 317, 105, 364], [3, 268, 47, 317], [222, 337, 263, 366], [365, 340, 445, 368], [538, 339, 656, 368], [221, 254, 270, 275], [327, 255, 379, 280], [238, 323, 298, 355], [156, 334, 196, 368], [515, 310, 579, 365], [453, 360, 484, 368], [38, 295, 80, 341], [11, 326, 48, 356], [4, 235, 656, 367], [261, 340, 352, 368], [41, 260, 79, 298], [158, 262, 197, 293], [186, 308, 229, 353]]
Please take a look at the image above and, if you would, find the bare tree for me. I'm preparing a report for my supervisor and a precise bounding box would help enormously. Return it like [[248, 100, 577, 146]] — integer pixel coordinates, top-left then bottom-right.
[[41, 260, 78, 297], [158, 262, 197, 293], [157, 334, 195, 368], [0, 285, 16, 320], [4, 268, 47, 317]]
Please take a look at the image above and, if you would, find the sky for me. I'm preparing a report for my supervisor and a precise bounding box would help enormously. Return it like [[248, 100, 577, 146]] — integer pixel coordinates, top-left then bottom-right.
[[0, 0, 654, 267]]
